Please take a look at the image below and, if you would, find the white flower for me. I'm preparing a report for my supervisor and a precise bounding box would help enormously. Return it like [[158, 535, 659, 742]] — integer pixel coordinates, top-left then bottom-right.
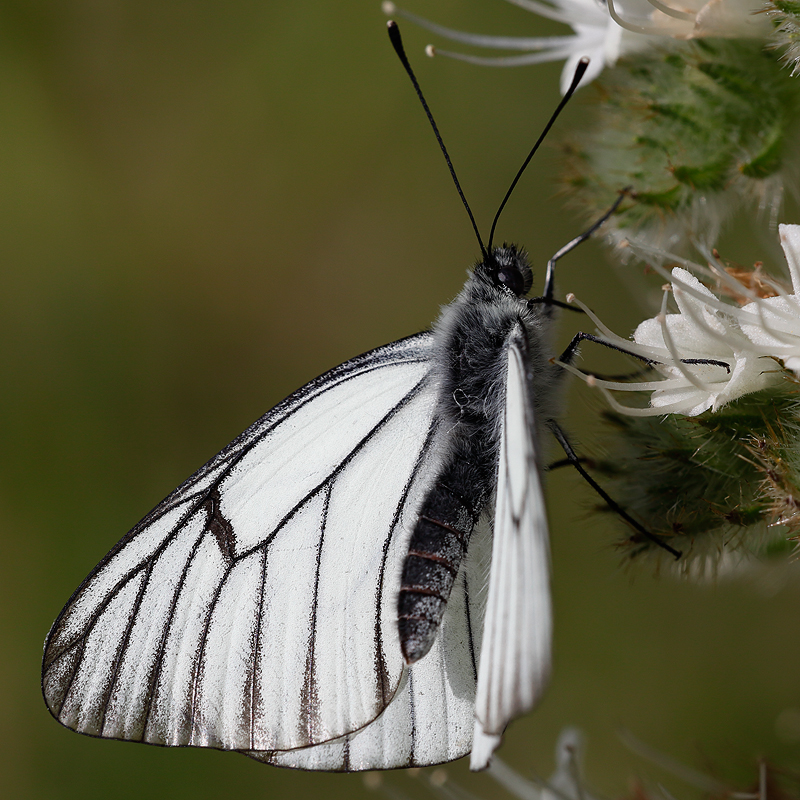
[[382, 0, 771, 94], [629, 268, 778, 415], [738, 224, 800, 372], [561, 224, 800, 417]]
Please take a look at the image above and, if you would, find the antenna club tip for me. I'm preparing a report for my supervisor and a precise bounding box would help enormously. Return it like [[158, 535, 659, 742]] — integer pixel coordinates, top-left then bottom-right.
[[578, 56, 590, 66], [425, 44, 436, 57], [565, 293, 575, 303], [382, 1, 396, 15]]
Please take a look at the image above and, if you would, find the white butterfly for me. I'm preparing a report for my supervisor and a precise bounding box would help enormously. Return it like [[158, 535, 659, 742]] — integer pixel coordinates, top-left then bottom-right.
[[42, 22, 585, 774], [41, 241, 556, 771]]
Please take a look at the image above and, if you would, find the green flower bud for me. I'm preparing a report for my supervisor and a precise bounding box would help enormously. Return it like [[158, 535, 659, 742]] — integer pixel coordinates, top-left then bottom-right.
[[590, 385, 800, 571], [562, 39, 800, 250]]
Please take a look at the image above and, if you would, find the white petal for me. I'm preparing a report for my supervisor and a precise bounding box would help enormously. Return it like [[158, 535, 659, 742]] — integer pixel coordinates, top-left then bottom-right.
[[780, 224, 800, 296]]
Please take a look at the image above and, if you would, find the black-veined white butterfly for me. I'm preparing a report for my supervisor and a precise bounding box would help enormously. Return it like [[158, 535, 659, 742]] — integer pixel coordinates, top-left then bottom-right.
[[41, 23, 641, 773]]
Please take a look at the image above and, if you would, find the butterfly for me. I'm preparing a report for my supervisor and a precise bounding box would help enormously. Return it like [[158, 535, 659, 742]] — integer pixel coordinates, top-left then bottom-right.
[[42, 23, 601, 773]]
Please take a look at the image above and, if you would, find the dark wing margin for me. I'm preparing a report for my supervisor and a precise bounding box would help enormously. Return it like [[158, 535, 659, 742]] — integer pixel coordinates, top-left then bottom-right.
[[42, 332, 458, 757]]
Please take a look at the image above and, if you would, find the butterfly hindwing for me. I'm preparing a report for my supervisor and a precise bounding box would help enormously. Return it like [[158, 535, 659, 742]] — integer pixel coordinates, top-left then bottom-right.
[[42, 333, 469, 755], [248, 514, 490, 770]]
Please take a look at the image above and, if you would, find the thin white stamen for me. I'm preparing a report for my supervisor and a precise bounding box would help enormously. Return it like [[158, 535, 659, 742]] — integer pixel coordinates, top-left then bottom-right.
[[657, 296, 715, 393], [646, 0, 695, 21], [692, 244, 800, 347], [646, 257, 800, 339], [384, 3, 581, 51], [695, 244, 800, 323], [567, 294, 668, 359], [504, 0, 592, 25], [599, 386, 690, 416], [606, 0, 663, 34], [634, 239, 800, 333], [556, 359, 686, 391], [431, 47, 581, 67]]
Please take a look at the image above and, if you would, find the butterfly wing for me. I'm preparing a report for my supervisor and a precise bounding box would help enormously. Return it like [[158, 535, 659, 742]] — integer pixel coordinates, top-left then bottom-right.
[[247, 513, 491, 770], [470, 324, 552, 771], [42, 332, 476, 758]]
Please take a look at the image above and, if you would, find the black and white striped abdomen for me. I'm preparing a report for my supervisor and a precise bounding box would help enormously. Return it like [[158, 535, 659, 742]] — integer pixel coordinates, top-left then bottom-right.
[[398, 462, 486, 663]]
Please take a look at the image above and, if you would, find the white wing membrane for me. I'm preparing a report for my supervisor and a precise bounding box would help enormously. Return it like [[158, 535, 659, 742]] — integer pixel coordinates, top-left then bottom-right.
[[249, 513, 491, 770], [42, 334, 476, 759], [471, 326, 552, 770], [44, 307, 556, 772]]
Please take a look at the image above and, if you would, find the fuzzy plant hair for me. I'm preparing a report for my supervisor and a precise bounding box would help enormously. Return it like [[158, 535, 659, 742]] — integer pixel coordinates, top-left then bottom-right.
[[589, 383, 800, 574], [562, 38, 800, 251]]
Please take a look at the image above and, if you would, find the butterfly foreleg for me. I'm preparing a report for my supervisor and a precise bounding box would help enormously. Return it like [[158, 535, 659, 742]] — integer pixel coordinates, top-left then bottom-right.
[[556, 331, 658, 372], [540, 191, 629, 303], [556, 331, 732, 379], [547, 420, 681, 559]]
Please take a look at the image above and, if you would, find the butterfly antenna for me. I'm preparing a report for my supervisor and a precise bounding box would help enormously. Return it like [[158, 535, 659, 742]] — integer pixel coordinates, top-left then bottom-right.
[[487, 58, 589, 253], [387, 20, 488, 262]]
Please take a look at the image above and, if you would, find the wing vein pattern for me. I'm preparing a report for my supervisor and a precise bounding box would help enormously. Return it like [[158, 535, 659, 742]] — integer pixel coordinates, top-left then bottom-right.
[[471, 324, 552, 770], [43, 333, 487, 761]]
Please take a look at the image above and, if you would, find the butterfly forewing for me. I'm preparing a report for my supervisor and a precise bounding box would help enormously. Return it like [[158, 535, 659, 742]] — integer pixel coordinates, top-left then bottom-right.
[[471, 325, 552, 770], [43, 333, 455, 753]]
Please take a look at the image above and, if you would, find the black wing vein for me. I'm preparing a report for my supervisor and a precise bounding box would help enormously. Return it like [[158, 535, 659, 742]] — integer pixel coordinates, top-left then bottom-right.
[[43, 333, 455, 760]]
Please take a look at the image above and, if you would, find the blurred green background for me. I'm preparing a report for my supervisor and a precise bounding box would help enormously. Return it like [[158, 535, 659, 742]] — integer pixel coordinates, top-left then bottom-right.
[[3, 1, 800, 798]]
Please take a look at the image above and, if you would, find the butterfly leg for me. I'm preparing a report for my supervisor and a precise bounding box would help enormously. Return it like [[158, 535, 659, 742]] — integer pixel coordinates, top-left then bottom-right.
[[547, 420, 682, 559], [557, 331, 656, 370], [540, 191, 629, 305], [555, 331, 732, 379]]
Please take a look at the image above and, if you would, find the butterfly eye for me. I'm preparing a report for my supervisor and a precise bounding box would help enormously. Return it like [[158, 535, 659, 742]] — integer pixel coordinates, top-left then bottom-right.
[[497, 267, 525, 296]]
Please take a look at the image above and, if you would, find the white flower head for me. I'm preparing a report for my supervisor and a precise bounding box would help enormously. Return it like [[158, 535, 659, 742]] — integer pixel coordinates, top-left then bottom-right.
[[561, 225, 800, 417], [383, 0, 771, 93], [738, 224, 800, 372], [630, 268, 778, 415]]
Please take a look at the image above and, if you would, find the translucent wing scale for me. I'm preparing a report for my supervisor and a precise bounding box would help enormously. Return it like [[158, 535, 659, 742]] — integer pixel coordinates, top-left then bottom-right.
[[42, 333, 459, 755]]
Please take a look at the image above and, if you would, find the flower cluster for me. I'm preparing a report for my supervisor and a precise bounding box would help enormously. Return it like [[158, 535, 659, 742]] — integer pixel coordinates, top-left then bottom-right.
[[769, 0, 800, 76], [566, 224, 800, 417], [383, 1, 771, 93], [562, 226, 800, 564]]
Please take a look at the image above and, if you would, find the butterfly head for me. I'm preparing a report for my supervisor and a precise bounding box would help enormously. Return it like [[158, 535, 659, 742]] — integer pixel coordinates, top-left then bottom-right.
[[481, 244, 533, 296]]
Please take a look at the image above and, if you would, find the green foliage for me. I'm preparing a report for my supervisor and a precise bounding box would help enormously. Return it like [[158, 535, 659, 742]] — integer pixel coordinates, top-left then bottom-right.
[[591, 385, 800, 568], [563, 39, 800, 248]]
